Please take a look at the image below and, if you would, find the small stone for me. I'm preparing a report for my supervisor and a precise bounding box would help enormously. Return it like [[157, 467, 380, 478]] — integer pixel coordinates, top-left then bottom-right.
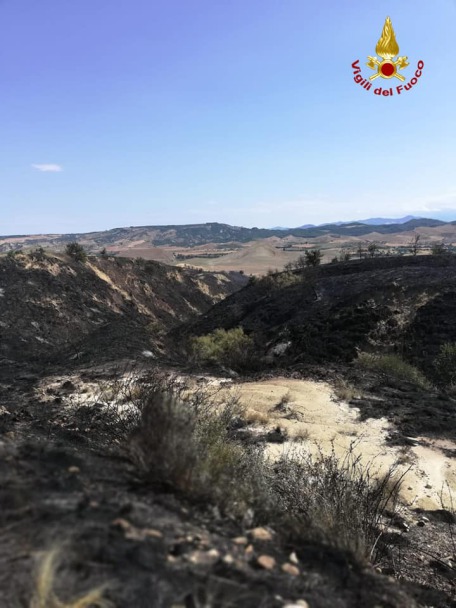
[[68, 466, 80, 474], [143, 529, 163, 539], [187, 549, 220, 567], [223, 554, 234, 565], [233, 536, 248, 545], [245, 544, 254, 557], [289, 551, 299, 564], [111, 518, 162, 541], [256, 555, 276, 570], [249, 527, 274, 541], [281, 563, 300, 576], [283, 602, 310, 608], [112, 518, 130, 529], [417, 521, 426, 527], [242, 508, 254, 528]]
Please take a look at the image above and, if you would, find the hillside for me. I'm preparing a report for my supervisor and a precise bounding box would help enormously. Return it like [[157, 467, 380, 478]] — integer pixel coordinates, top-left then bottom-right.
[[0, 251, 247, 368], [180, 255, 456, 365], [176, 255, 456, 443]]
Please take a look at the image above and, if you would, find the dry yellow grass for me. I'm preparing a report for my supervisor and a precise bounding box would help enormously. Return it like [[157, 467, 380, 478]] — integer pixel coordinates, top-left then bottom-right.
[[244, 408, 270, 425], [31, 549, 112, 608]]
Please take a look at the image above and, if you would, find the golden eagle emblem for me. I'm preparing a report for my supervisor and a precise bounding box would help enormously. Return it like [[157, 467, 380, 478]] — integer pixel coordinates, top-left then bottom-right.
[[367, 17, 409, 81]]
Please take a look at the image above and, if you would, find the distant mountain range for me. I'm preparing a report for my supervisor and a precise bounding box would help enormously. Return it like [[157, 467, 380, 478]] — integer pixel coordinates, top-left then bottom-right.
[[0, 217, 452, 253], [272, 216, 421, 230]]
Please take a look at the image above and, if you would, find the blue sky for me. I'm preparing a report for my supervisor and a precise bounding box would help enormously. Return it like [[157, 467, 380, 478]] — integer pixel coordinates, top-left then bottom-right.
[[1, 0, 455, 233]]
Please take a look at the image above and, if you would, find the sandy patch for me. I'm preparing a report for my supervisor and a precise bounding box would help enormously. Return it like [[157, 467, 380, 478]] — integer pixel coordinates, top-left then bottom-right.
[[221, 378, 456, 510]]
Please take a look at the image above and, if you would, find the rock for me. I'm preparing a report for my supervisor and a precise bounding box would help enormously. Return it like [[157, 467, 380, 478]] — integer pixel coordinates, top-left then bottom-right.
[[111, 518, 163, 541], [283, 602, 310, 608], [223, 554, 234, 565], [289, 551, 299, 564], [242, 508, 254, 528], [281, 563, 300, 576], [232, 536, 248, 545], [267, 426, 287, 443], [67, 466, 80, 474], [187, 549, 220, 567], [249, 527, 274, 541], [417, 520, 426, 527], [256, 555, 276, 570], [143, 529, 163, 539]]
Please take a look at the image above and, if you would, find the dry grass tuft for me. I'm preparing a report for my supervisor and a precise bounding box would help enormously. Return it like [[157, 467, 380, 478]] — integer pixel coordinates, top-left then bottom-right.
[[332, 378, 362, 402], [31, 549, 112, 608], [243, 408, 270, 425]]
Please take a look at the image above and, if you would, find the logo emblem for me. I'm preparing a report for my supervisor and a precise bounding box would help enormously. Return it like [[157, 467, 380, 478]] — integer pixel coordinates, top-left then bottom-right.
[[351, 16, 424, 97], [367, 17, 409, 81]]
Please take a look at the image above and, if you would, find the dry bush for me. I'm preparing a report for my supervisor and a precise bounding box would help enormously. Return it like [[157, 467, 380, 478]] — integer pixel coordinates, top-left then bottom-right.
[[31, 549, 111, 608], [267, 443, 406, 561], [128, 378, 267, 516], [125, 373, 404, 561]]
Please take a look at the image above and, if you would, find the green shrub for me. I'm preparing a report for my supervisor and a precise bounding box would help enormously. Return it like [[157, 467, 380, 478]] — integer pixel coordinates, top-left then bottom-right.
[[190, 327, 254, 370], [65, 242, 87, 262], [31, 247, 46, 261], [304, 248, 323, 267], [434, 342, 456, 386], [356, 352, 431, 389], [262, 269, 300, 289]]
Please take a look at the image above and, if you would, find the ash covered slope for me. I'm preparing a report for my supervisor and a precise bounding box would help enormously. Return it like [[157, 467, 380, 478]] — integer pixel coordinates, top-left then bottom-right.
[[178, 255, 456, 372], [0, 251, 247, 365]]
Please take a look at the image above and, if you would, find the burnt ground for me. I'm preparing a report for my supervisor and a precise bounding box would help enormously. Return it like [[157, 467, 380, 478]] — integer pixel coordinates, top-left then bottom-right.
[[0, 252, 247, 366], [178, 256, 456, 373], [1, 254, 456, 606], [0, 362, 455, 608]]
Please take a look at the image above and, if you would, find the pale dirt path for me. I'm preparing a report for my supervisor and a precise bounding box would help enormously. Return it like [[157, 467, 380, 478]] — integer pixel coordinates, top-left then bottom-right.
[[220, 378, 456, 511]]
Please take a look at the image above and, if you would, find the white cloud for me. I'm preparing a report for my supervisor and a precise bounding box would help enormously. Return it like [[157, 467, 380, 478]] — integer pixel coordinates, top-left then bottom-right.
[[31, 163, 63, 173]]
